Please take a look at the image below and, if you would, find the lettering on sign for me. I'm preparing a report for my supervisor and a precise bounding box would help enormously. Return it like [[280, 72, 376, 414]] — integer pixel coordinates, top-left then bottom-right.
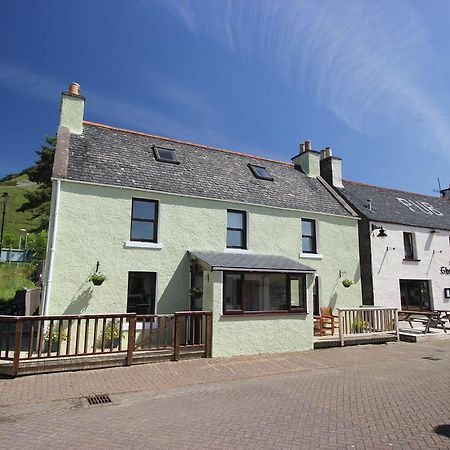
[[441, 267, 450, 275], [396, 198, 443, 216]]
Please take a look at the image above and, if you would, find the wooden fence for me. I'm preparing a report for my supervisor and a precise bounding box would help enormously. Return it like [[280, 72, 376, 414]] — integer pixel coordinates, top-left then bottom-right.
[[338, 307, 399, 347], [0, 311, 212, 376]]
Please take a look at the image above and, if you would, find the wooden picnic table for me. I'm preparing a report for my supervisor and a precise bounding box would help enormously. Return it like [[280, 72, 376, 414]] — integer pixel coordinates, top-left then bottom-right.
[[398, 310, 448, 334]]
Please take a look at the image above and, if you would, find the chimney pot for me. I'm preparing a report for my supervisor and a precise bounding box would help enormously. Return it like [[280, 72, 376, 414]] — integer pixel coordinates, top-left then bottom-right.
[[324, 146, 332, 159], [304, 140, 312, 152], [299, 143, 306, 153], [68, 82, 80, 96]]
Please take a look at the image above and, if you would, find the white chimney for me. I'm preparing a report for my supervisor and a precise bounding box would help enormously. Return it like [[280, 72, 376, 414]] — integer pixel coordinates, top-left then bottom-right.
[[291, 140, 320, 177], [60, 82, 84, 135]]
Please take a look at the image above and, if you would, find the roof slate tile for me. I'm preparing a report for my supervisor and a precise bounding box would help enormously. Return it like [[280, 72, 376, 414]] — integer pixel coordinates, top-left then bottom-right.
[[65, 123, 354, 217]]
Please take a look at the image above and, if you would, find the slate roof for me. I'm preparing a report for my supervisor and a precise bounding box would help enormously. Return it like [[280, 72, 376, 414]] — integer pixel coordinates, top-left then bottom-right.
[[339, 180, 450, 231], [189, 251, 315, 273], [64, 122, 355, 217]]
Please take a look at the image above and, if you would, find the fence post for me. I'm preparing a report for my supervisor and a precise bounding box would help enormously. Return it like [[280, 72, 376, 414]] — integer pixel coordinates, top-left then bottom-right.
[[338, 309, 344, 347], [205, 312, 212, 358], [12, 319, 23, 377], [394, 309, 400, 341], [126, 315, 136, 366], [173, 314, 180, 361]]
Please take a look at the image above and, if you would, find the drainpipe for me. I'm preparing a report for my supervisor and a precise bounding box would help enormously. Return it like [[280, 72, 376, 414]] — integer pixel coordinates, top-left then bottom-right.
[[42, 179, 61, 316]]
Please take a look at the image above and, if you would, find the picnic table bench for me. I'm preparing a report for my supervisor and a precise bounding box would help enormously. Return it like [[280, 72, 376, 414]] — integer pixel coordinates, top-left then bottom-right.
[[398, 310, 448, 334]]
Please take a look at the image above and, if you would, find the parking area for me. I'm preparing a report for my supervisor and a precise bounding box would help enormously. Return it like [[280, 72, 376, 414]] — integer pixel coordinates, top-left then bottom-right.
[[0, 340, 450, 449]]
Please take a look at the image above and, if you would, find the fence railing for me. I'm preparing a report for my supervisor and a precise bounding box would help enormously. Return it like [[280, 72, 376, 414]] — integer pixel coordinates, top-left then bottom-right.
[[0, 311, 212, 376], [337, 307, 399, 347]]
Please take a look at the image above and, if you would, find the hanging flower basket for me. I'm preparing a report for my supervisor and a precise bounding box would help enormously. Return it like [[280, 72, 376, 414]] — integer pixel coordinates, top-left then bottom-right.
[[342, 279, 353, 288], [90, 273, 107, 286]]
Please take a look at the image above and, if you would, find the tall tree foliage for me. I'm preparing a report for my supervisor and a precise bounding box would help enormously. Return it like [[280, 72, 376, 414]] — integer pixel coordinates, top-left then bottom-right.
[[17, 135, 55, 231]]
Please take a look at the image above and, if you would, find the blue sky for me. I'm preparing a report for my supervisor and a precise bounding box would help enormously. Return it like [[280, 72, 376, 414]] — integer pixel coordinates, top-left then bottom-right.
[[1, 0, 450, 195]]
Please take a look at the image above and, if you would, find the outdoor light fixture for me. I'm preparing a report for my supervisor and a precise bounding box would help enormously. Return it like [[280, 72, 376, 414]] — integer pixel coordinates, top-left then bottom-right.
[[0, 192, 10, 260], [430, 229, 438, 234], [371, 224, 387, 238]]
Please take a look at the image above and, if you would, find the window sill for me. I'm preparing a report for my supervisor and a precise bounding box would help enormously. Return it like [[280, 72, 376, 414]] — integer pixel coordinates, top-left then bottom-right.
[[300, 253, 323, 260], [222, 310, 307, 316], [124, 241, 163, 250], [224, 248, 252, 254], [403, 258, 421, 262]]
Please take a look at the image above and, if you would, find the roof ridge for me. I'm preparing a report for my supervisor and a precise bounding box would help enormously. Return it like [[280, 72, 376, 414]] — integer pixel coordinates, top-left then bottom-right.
[[83, 120, 294, 167], [343, 178, 443, 201]]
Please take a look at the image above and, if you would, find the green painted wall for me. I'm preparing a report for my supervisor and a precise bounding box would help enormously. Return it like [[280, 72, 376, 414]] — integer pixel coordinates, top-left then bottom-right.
[[48, 181, 362, 356]]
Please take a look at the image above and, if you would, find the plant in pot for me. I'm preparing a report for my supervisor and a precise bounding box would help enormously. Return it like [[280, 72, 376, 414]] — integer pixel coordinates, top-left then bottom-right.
[[188, 287, 203, 311], [342, 279, 353, 288], [44, 327, 68, 352], [352, 318, 369, 333], [89, 272, 107, 286], [100, 322, 122, 349]]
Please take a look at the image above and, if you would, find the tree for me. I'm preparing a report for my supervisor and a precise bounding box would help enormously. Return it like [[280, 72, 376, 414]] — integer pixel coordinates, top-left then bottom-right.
[[17, 135, 55, 231], [27, 230, 48, 262]]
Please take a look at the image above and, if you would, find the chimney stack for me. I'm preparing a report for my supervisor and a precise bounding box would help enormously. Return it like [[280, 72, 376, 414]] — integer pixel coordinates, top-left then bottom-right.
[[291, 139, 320, 178], [319, 146, 343, 188], [60, 81, 84, 135], [441, 184, 450, 200]]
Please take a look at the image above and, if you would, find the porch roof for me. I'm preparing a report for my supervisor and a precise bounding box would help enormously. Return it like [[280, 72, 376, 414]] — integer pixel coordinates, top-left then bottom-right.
[[189, 251, 315, 273]]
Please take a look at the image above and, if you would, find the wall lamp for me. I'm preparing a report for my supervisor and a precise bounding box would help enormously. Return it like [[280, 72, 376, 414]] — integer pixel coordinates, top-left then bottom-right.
[[371, 224, 387, 237], [430, 229, 438, 234]]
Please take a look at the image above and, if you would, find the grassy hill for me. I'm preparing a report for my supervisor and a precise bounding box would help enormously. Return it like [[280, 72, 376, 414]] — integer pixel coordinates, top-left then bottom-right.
[[0, 173, 41, 247]]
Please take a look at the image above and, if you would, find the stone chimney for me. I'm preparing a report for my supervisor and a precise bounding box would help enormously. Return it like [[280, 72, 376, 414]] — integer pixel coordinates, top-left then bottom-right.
[[319, 147, 343, 188], [291, 140, 320, 178], [60, 82, 84, 135], [441, 184, 450, 200]]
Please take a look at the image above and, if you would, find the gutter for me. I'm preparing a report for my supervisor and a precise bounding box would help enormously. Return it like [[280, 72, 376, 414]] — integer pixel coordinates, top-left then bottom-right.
[[42, 178, 61, 315]]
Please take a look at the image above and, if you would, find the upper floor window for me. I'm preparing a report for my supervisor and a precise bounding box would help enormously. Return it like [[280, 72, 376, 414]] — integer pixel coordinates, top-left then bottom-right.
[[153, 145, 180, 164], [302, 219, 317, 254], [248, 163, 273, 181], [403, 232, 415, 260], [131, 198, 158, 243], [227, 210, 247, 249], [127, 271, 156, 315]]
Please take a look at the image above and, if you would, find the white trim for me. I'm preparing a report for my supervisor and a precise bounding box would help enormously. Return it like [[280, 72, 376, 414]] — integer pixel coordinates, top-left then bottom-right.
[[54, 177, 359, 221], [42, 179, 61, 315], [300, 253, 323, 259], [124, 241, 163, 250], [224, 248, 252, 254]]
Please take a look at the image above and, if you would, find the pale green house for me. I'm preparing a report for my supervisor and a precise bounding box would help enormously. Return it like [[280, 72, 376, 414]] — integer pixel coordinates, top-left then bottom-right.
[[42, 83, 362, 357]]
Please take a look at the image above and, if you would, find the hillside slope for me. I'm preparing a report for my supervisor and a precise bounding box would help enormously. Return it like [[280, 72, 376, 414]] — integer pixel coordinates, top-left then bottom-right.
[[0, 173, 41, 246]]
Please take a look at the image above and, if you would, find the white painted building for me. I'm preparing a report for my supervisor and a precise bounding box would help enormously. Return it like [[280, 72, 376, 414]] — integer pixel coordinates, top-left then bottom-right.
[[320, 151, 450, 311]]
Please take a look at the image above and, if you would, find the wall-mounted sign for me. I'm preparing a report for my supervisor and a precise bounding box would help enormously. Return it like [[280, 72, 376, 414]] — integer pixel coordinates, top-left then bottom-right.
[[444, 288, 450, 299], [397, 197, 443, 216], [441, 267, 450, 275]]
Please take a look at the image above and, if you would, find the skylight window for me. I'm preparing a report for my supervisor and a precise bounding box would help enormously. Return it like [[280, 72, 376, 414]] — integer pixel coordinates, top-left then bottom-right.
[[153, 145, 180, 164], [248, 163, 273, 181]]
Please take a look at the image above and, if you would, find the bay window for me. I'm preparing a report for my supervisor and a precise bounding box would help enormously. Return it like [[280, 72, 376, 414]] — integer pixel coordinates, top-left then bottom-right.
[[223, 271, 307, 314]]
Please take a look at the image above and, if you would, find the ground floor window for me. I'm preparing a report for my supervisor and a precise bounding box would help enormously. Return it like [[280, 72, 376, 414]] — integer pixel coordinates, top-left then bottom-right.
[[127, 272, 156, 314], [399, 279, 431, 311], [223, 271, 307, 314]]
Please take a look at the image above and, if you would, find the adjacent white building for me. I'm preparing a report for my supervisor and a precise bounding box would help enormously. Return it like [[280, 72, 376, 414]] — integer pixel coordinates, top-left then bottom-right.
[[320, 151, 450, 311]]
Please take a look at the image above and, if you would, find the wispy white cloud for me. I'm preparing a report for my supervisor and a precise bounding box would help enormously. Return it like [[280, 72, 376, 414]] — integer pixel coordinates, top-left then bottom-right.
[[160, 0, 450, 159], [0, 59, 269, 158]]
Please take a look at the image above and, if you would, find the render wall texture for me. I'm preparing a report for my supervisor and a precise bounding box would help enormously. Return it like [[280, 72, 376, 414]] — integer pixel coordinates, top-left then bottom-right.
[[48, 181, 362, 356], [370, 222, 450, 310]]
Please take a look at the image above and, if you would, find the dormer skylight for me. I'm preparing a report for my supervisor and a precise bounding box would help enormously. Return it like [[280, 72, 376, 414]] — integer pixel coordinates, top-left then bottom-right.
[[248, 163, 273, 181], [153, 145, 180, 164]]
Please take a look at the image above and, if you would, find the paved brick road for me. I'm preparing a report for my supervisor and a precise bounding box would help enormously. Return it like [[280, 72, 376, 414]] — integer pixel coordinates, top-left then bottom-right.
[[0, 341, 449, 449]]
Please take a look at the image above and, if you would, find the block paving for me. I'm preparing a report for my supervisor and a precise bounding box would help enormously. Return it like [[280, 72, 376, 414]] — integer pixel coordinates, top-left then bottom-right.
[[0, 340, 449, 449]]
